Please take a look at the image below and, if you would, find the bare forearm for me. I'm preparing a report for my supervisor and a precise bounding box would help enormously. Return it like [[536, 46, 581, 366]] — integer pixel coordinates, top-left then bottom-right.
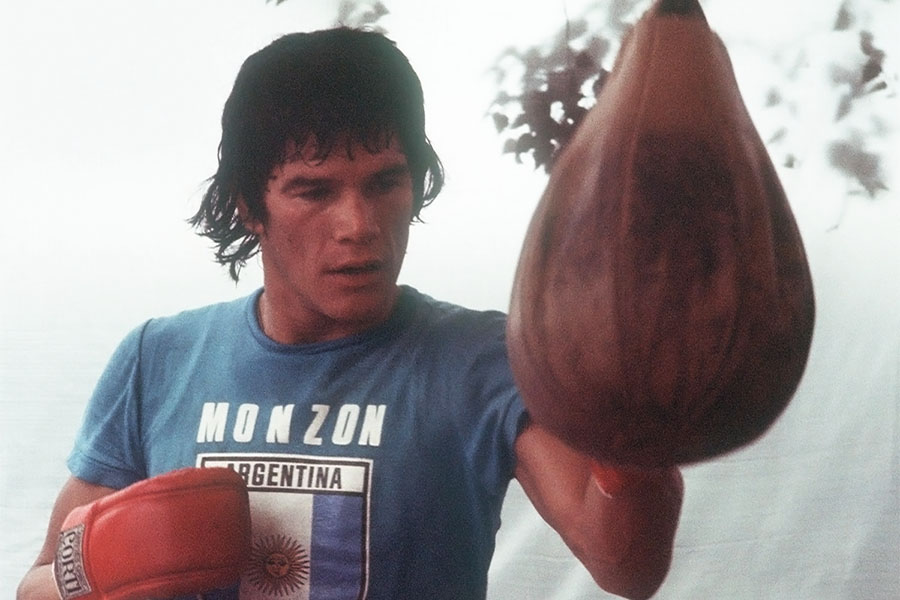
[[577, 466, 684, 600], [17, 564, 58, 600], [515, 425, 684, 599], [18, 476, 119, 600]]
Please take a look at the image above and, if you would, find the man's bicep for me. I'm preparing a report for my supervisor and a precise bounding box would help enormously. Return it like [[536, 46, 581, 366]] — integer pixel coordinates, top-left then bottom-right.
[[514, 423, 593, 534]]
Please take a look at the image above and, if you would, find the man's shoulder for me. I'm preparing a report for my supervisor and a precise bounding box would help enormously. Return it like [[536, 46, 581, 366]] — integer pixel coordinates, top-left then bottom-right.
[[140, 291, 258, 345], [401, 286, 508, 346]]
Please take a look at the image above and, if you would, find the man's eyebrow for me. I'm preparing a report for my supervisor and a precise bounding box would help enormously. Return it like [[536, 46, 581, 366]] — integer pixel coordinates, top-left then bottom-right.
[[278, 162, 411, 193], [279, 175, 333, 193], [371, 163, 412, 179]]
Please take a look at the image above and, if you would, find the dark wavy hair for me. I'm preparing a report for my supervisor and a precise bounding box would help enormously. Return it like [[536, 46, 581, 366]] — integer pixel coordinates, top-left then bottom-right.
[[190, 28, 444, 281]]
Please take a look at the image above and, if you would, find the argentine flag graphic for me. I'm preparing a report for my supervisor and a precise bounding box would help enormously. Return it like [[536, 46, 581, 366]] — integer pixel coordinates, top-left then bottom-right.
[[198, 453, 373, 600]]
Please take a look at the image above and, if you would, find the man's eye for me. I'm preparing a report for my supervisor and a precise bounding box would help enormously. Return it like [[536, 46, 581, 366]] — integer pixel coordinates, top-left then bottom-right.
[[370, 176, 404, 194], [297, 187, 331, 201]]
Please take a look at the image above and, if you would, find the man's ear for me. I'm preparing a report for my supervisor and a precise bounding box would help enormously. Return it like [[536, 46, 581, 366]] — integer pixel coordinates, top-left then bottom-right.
[[237, 196, 265, 235]]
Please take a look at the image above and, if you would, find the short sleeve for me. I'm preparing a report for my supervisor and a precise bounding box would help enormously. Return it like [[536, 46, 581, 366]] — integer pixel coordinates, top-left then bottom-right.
[[456, 313, 528, 499], [67, 322, 149, 489]]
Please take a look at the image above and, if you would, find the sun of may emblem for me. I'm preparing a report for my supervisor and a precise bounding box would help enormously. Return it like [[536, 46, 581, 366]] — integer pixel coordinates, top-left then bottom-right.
[[246, 534, 311, 596]]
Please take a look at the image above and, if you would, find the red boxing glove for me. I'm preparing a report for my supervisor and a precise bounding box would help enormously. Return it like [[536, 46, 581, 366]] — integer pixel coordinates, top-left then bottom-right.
[[53, 467, 251, 600]]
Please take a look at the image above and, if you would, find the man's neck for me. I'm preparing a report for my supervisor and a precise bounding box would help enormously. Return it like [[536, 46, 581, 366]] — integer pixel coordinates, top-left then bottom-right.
[[255, 286, 401, 345]]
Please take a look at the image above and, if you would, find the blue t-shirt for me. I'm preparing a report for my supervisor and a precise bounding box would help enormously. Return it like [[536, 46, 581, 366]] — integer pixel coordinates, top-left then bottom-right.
[[68, 286, 527, 600]]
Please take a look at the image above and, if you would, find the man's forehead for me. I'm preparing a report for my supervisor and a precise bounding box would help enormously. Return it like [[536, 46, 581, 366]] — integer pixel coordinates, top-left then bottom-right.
[[283, 132, 403, 165], [270, 133, 410, 182]]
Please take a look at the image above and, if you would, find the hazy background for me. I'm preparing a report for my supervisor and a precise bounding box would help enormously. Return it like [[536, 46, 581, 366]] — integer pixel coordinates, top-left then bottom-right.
[[2, 0, 898, 598]]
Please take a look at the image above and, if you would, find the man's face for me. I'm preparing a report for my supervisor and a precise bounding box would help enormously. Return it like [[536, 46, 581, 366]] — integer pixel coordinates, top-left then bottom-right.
[[247, 137, 414, 343]]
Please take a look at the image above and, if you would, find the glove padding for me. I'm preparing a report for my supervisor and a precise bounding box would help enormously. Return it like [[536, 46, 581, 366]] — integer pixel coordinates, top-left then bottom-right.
[[53, 467, 251, 600]]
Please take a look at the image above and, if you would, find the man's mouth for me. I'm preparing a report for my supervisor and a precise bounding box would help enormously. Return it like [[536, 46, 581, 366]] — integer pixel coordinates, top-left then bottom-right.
[[330, 261, 383, 276]]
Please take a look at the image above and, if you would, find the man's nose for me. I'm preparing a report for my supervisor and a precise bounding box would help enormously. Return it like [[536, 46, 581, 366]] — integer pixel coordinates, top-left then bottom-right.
[[334, 191, 379, 243]]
